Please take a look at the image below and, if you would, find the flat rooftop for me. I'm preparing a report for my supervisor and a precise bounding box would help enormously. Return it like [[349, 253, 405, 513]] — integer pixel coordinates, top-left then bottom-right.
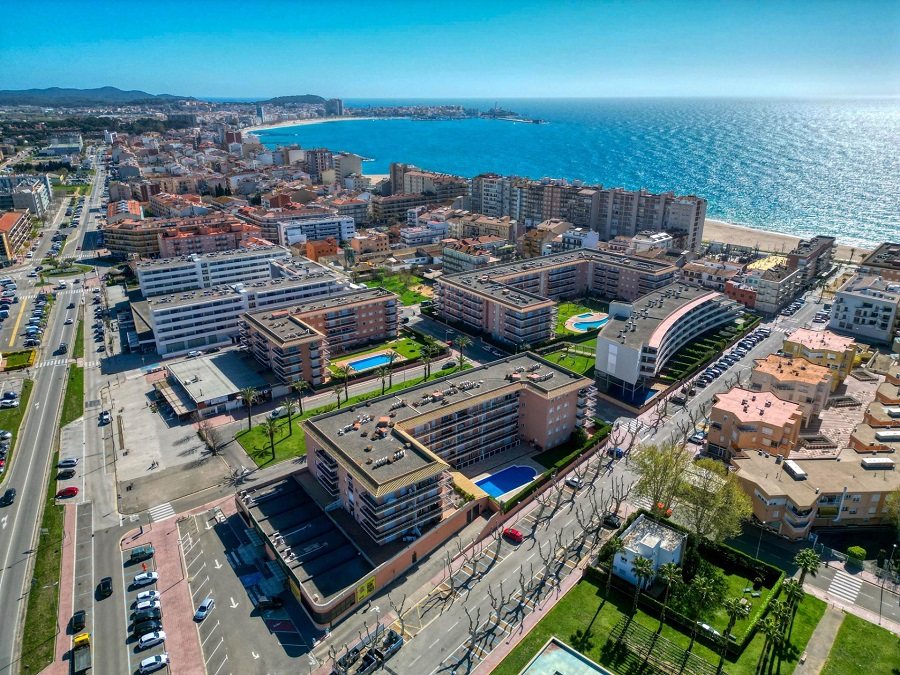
[[168, 351, 270, 402], [785, 328, 856, 354], [598, 284, 721, 349], [752, 355, 832, 385], [304, 353, 591, 496], [714, 387, 802, 427], [837, 274, 900, 300], [243, 477, 373, 601], [860, 242, 900, 271], [747, 255, 788, 271], [622, 515, 685, 553], [132, 243, 290, 271], [732, 450, 900, 509]]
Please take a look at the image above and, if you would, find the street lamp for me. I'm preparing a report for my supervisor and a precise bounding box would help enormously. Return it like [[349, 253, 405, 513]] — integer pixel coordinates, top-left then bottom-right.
[[879, 543, 897, 625], [756, 521, 766, 560]]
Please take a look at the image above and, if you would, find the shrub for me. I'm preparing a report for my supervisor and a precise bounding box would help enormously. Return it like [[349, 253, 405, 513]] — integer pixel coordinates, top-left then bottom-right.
[[847, 545, 866, 563]]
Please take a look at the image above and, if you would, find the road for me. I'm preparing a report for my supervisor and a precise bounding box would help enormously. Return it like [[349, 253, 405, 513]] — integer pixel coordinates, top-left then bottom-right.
[[0, 157, 108, 674]]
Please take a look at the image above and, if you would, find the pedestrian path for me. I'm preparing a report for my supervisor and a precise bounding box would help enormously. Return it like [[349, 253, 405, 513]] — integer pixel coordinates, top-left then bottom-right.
[[15, 288, 87, 300], [34, 357, 71, 368], [148, 502, 176, 522], [793, 606, 843, 675], [619, 418, 646, 434], [827, 570, 862, 603]]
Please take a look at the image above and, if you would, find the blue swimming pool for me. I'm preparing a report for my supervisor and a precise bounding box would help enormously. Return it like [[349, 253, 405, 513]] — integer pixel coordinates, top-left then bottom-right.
[[348, 353, 392, 372], [573, 317, 609, 331], [475, 465, 537, 499], [576, 312, 595, 318]]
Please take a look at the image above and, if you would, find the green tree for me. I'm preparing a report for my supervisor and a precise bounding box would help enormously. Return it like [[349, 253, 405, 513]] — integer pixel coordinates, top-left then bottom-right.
[[333, 384, 343, 409], [421, 351, 433, 380], [262, 417, 279, 460], [604, 537, 626, 596], [755, 616, 779, 674], [885, 490, 900, 532], [680, 458, 752, 551], [387, 350, 400, 388], [781, 578, 804, 611], [794, 549, 821, 587], [240, 386, 258, 430], [657, 562, 682, 632], [717, 597, 751, 674], [336, 363, 352, 400], [630, 556, 655, 613], [291, 378, 308, 415], [283, 398, 297, 436], [687, 576, 717, 652], [455, 334, 472, 370], [377, 365, 390, 395], [631, 442, 692, 514]]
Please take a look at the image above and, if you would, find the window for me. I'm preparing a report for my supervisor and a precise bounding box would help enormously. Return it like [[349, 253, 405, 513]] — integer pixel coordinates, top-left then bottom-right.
[[772, 510, 779, 517]]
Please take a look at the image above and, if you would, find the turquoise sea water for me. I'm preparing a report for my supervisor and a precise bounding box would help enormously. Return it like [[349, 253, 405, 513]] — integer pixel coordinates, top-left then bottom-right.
[[253, 98, 899, 248]]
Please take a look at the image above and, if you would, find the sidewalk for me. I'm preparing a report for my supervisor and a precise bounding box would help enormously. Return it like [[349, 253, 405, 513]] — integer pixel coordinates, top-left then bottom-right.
[[804, 581, 900, 636], [793, 606, 843, 675], [42, 505, 78, 675]]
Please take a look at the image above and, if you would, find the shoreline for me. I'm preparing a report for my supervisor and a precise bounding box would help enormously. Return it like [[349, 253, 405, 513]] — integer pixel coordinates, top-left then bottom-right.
[[703, 219, 866, 261], [242, 116, 395, 134]]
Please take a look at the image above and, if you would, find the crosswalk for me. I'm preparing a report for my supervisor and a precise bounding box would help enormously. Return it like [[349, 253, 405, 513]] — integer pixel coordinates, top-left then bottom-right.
[[827, 570, 862, 603], [148, 502, 175, 522], [619, 418, 647, 434], [33, 358, 100, 369]]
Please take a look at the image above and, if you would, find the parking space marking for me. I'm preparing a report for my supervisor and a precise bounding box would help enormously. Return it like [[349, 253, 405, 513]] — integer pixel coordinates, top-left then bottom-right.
[[205, 636, 225, 662], [211, 655, 228, 675], [191, 575, 210, 598], [200, 620, 220, 646]]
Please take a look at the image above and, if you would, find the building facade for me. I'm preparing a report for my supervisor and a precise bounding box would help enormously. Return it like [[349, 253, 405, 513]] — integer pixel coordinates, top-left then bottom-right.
[[0, 174, 52, 218], [0, 210, 31, 265], [749, 355, 833, 425], [782, 329, 857, 391], [277, 216, 356, 246], [707, 388, 802, 461], [829, 274, 900, 345]]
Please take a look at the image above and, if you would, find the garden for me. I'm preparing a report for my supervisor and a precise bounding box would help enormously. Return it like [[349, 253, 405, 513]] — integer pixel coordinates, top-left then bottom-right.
[[820, 613, 900, 675], [658, 314, 760, 383], [542, 343, 596, 376], [556, 299, 610, 336], [363, 270, 431, 306]]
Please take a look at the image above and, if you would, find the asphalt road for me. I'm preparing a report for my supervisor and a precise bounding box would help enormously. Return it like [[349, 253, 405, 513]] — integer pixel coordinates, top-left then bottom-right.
[[0, 157, 108, 674]]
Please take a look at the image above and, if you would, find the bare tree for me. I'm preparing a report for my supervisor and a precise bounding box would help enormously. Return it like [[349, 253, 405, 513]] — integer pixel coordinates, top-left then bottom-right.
[[388, 593, 407, 638], [609, 475, 633, 515]]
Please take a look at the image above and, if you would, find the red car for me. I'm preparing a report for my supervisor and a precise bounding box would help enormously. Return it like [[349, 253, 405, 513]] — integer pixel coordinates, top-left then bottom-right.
[[56, 486, 79, 498], [503, 527, 524, 544], [76, 246, 82, 250]]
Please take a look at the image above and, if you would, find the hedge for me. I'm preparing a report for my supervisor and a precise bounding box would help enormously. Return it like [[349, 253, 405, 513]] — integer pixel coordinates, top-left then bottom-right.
[[4, 349, 36, 371]]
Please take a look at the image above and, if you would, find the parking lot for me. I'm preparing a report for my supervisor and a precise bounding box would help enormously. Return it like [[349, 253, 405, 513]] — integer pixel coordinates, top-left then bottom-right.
[[179, 507, 321, 675], [119, 544, 170, 674]]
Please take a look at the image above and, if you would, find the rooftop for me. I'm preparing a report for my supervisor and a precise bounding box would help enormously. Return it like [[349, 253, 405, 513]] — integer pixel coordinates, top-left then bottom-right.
[[732, 450, 900, 509], [859, 242, 900, 271], [713, 387, 802, 427], [167, 351, 270, 403], [789, 236, 836, 257], [785, 328, 856, 354], [747, 255, 788, 271], [836, 274, 900, 300], [303, 353, 590, 496], [133, 243, 290, 270], [0, 211, 27, 232], [621, 514, 685, 553], [752, 355, 833, 385]]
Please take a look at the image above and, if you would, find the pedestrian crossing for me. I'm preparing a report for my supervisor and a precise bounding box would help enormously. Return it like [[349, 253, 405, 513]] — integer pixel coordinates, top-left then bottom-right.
[[33, 358, 100, 369], [15, 288, 89, 300], [619, 418, 646, 434], [148, 502, 176, 522], [827, 570, 862, 603]]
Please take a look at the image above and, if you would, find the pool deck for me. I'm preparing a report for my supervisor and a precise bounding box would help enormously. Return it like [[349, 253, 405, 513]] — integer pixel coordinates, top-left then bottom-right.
[[463, 443, 547, 501], [332, 347, 404, 373], [565, 311, 609, 333]]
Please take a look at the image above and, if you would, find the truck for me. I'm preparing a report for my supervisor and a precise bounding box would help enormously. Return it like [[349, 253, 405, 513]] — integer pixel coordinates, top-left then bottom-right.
[[72, 632, 91, 672]]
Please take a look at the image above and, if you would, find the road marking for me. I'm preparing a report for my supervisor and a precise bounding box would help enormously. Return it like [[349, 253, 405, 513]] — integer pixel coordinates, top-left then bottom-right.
[[0, 516, 6, 530], [200, 620, 220, 646], [205, 636, 225, 662], [429, 638, 440, 649], [211, 655, 228, 675], [827, 571, 862, 603], [214, 559, 222, 569], [148, 501, 175, 522], [229, 597, 238, 608], [252, 651, 259, 659]]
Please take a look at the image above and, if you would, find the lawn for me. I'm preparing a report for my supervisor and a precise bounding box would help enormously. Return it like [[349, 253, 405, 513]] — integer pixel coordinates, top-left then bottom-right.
[[820, 613, 900, 675], [237, 364, 471, 467], [363, 274, 428, 306], [73, 319, 84, 359], [493, 577, 826, 675], [46, 263, 93, 277], [60, 365, 84, 427], [556, 299, 610, 335], [0, 379, 34, 468], [4, 349, 36, 370], [543, 349, 595, 376], [19, 451, 65, 674]]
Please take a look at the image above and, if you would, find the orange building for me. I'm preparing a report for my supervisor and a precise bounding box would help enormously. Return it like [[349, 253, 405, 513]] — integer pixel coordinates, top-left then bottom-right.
[[303, 237, 339, 262], [707, 387, 802, 461]]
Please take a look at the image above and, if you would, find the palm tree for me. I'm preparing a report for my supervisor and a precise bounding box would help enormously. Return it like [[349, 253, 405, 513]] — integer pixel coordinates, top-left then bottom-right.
[[291, 378, 308, 415], [239, 386, 258, 430], [455, 335, 472, 371], [335, 364, 352, 400], [283, 398, 297, 436], [332, 384, 343, 409], [794, 549, 821, 587], [421, 351, 433, 380], [657, 562, 682, 632], [717, 597, 751, 674], [755, 616, 779, 674], [687, 576, 716, 652], [377, 365, 390, 395], [387, 351, 400, 388], [630, 556, 655, 613], [262, 417, 279, 460], [604, 537, 626, 596], [782, 578, 804, 611]]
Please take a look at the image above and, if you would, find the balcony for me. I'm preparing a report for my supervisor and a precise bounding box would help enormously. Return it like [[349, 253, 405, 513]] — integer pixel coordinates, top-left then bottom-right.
[[359, 475, 451, 515], [357, 500, 447, 544]]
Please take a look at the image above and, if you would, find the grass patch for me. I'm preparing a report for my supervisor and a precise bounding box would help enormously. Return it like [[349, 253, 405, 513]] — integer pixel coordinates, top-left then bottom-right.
[[19, 450, 65, 673], [236, 364, 471, 467], [4, 349, 36, 370], [821, 613, 900, 675], [493, 578, 826, 675], [556, 299, 610, 335], [60, 366, 84, 427], [46, 264, 92, 277], [543, 349, 594, 376], [363, 274, 428, 306], [73, 319, 84, 359], [0, 379, 33, 468]]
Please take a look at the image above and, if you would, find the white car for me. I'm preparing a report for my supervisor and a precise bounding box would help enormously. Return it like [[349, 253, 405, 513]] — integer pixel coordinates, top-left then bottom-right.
[[135, 590, 160, 603], [133, 572, 159, 587], [268, 407, 287, 420], [187, 350, 202, 358], [64, 317, 74, 325], [137, 631, 166, 651], [194, 597, 215, 621], [134, 600, 161, 613], [0, 400, 20, 409], [565, 476, 585, 490], [139, 653, 169, 673]]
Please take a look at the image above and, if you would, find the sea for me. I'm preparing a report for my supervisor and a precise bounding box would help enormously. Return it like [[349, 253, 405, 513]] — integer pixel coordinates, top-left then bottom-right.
[[253, 98, 899, 248]]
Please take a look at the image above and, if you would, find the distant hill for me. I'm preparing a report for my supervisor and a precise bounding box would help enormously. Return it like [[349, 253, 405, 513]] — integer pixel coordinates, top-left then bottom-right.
[[257, 94, 327, 106], [0, 86, 192, 107]]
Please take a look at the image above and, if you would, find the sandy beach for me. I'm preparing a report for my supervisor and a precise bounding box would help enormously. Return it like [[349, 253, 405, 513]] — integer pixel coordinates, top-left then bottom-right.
[[703, 219, 864, 261], [242, 116, 389, 134]]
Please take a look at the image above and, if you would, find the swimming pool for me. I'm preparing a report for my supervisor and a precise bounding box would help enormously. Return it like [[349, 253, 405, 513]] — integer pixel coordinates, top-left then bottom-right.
[[475, 465, 537, 499], [348, 353, 392, 372], [573, 317, 609, 331], [576, 312, 595, 318]]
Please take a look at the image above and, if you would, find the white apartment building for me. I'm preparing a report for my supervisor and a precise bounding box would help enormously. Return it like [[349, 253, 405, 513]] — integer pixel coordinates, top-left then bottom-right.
[[134, 245, 292, 297], [277, 217, 356, 247], [741, 264, 803, 315], [550, 227, 600, 253], [0, 174, 53, 218], [829, 274, 900, 345], [470, 173, 511, 218], [631, 232, 674, 252], [399, 221, 448, 247]]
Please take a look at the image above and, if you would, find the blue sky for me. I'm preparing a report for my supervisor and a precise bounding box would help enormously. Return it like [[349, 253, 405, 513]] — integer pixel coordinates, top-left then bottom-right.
[[2, 0, 897, 98]]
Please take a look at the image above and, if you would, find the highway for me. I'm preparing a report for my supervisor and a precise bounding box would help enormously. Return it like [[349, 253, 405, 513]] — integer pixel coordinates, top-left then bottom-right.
[[0, 158, 106, 674]]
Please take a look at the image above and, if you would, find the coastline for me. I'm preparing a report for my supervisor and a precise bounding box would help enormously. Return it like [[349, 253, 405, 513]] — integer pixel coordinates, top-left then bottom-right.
[[242, 116, 392, 134], [703, 219, 865, 261]]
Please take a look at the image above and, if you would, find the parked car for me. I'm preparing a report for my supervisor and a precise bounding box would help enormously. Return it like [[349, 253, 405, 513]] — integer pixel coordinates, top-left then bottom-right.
[[186, 350, 202, 358], [204, 347, 220, 354], [267, 407, 287, 420], [99, 410, 111, 425], [194, 597, 215, 621], [132, 572, 159, 587], [565, 476, 585, 490], [2, 391, 18, 400], [137, 631, 166, 651], [503, 528, 524, 544], [133, 608, 163, 623], [133, 620, 163, 638], [134, 600, 161, 614], [130, 545, 154, 562], [58, 457, 79, 468], [602, 513, 623, 529], [135, 590, 161, 603], [1, 488, 15, 506], [98, 577, 113, 597], [56, 486, 79, 498], [71, 609, 86, 632], [58, 469, 76, 480], [139, 653, 169, 674], [255, 596, 284, 610], [0, 431, 13, 441]]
